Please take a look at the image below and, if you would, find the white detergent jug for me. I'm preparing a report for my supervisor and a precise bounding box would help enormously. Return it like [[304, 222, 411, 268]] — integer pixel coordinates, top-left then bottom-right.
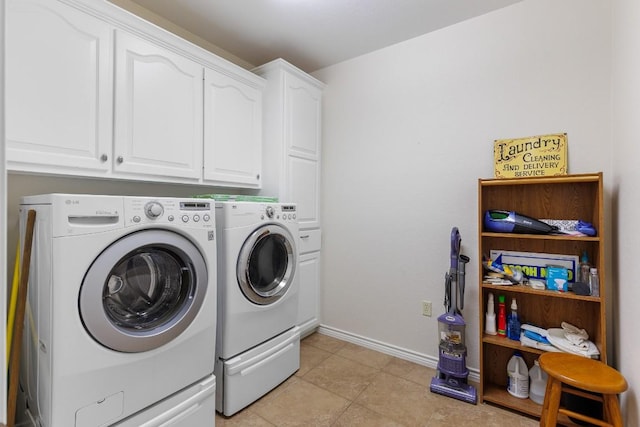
[[529, 359, 548, 404], [507, 352, 529, 398]]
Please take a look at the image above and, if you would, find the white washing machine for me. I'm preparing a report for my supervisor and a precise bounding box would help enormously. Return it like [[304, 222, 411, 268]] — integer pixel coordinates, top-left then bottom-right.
[[214, 202, 300, 416], [112, 374, 216, 427], [18, 194, 217, 427]]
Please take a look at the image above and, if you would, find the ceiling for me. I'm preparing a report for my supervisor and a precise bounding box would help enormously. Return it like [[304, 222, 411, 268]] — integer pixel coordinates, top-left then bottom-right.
[[125, 0, 522, 73]]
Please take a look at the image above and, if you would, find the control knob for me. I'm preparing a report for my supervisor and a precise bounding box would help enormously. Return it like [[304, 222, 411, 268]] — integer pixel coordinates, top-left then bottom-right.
[[144, 201, 164, 219], [265, 206, 275, 218]]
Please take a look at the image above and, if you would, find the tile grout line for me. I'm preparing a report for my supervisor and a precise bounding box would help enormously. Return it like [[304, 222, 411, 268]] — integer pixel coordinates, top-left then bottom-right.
[[301, 346, 415, 427]]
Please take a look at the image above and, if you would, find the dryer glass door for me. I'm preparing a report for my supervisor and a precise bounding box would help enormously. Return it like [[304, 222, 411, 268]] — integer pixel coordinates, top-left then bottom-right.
[[80, 229, 208, 352], [237, 224, 296, 305]]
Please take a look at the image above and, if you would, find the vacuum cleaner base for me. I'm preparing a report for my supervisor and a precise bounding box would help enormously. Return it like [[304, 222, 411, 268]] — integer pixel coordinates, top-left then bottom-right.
[[430, 376, 477, 405]]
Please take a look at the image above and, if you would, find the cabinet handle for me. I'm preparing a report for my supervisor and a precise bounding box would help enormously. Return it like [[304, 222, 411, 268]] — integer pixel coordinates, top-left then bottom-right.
[[256, 174, 260, 180], [300, 235, 310, 239], [117, 156, 124, 164], [100, 154, 108, 162]]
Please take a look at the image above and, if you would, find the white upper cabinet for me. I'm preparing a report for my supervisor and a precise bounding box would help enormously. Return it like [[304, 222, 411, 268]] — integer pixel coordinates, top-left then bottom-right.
[[285, 73, 322, 227], [203, 68, 263, 188], [5, 0, 266, 188], [285, 74, 322, 160], [6, 0, 113, 173], [113, 30, 203, 180], [254, 59, 324, 230]]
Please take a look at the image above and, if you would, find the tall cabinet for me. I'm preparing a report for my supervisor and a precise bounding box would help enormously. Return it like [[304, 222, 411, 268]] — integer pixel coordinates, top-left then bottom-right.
[[253, 59, 325, 336], [478, 173, 606, 420]]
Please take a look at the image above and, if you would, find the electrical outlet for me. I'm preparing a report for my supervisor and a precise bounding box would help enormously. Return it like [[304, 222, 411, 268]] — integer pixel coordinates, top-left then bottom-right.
[[422, 300, 432, 317]]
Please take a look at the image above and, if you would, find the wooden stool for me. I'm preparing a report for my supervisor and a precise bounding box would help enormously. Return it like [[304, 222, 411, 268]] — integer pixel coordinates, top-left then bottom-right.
[[539, 352, 627, 427]]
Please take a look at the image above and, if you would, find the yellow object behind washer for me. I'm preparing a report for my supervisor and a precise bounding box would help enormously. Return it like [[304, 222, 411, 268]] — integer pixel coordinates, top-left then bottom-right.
[[6, 242, 20, 367]]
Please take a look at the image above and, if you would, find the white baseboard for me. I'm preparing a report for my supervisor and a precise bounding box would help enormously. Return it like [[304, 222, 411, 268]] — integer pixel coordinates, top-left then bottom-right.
[[316, 324, 480, 383], [297, 318, 320, 339]]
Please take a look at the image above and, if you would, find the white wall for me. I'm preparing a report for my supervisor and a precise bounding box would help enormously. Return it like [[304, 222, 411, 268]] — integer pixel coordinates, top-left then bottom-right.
[[612, 0, 640, 424], [314, 0, 612, 376], [107, 0, 255, 70]]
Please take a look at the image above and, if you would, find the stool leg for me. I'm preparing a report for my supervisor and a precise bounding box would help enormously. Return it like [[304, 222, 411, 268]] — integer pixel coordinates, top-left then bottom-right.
[[542, 379, 562, 427], [603, 394, 623, 427], [540, 375, 556, 427]]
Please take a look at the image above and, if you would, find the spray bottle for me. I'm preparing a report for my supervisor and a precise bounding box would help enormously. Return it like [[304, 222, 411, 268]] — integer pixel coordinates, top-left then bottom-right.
[[507, 298, 521, 341], [497, 295, 507, 337], [485, 293, 497, 335]]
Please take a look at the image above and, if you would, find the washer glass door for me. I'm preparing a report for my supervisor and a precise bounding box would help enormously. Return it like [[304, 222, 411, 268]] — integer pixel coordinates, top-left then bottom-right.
[[80, 229, 207, 352], [237, 224, 296, 305]]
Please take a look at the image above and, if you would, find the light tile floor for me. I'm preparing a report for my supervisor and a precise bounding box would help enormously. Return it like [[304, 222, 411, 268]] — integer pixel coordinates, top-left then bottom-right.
[[215, 333, 539, 427]]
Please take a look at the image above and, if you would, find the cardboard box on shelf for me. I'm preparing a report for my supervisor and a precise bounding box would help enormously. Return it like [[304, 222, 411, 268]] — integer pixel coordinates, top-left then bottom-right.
[[489, 250, 578, 283]]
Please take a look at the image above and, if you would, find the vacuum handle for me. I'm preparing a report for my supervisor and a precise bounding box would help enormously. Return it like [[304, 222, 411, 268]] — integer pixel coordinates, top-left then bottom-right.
[[450, 227, 461, 270], [444, 272, 452, 313], [458, 254, 470, 310]]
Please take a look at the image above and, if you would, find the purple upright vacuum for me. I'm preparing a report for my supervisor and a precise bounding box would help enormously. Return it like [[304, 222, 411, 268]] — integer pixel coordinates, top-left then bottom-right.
[[429, 227, 477, 404]]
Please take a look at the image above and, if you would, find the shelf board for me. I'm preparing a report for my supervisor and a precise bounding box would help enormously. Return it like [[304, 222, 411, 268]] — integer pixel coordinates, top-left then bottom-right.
[[482, 334, 544, 355], [482, 384, 582, 426], [479, 173, 602, 187], [481, 232, 600, 242], [482, 383, 542, 417], [481, 283, 600, 302]]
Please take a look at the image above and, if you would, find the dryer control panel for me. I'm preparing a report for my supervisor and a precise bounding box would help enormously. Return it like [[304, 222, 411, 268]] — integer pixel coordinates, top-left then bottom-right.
[[215, 201, 298, 228], [124, 197, 214, 228], [261, 204, 297, 222]]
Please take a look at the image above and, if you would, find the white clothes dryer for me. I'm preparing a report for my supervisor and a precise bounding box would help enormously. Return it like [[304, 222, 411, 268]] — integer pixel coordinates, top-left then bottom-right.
[[18, 194, 217, 427], [214, 202, 300, 416]]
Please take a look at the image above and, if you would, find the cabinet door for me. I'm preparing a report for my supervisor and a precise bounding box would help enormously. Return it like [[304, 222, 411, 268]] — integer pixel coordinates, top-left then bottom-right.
[[285, 73, 322, 160], [114, 30, 203, 179], [287, 156, 320, 229], [203, 68, 262, 188], [297, 251, 321, 333], [6, 0, 112, 172]]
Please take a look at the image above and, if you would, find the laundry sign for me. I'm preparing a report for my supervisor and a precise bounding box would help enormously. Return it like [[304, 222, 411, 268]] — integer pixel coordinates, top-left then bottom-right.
[[493, 133, 567, 178]]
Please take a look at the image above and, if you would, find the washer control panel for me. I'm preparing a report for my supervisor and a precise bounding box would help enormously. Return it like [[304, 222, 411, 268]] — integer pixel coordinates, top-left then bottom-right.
[[124, 197, 214, 228]]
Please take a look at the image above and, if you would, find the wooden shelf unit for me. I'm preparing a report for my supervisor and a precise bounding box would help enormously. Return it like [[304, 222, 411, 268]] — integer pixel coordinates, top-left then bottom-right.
[[477, 173, 605, 419]]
